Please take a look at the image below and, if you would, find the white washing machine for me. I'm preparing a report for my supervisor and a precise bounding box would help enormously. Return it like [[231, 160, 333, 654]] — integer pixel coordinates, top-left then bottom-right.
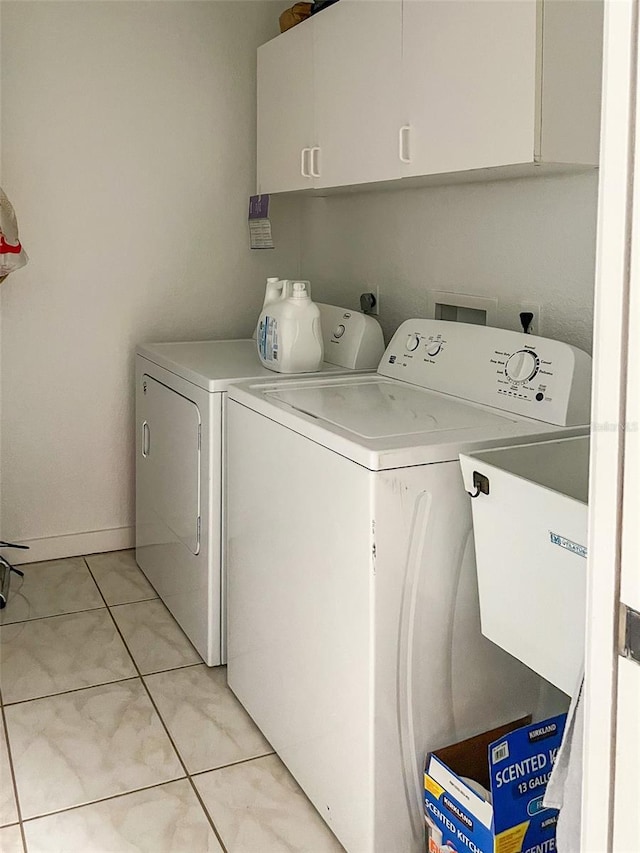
[[135, 304, 384, 666], [225, 319, 592, 853]]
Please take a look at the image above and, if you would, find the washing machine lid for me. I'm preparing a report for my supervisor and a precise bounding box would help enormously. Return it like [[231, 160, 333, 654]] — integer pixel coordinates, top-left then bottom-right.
[[266, 379, 512, 438], [136, 339, 355, 393], [228, 374, 586, 470]]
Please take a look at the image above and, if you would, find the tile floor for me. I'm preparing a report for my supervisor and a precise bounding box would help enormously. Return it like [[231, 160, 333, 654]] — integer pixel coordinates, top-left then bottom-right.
[[0, 551, 344, 852]]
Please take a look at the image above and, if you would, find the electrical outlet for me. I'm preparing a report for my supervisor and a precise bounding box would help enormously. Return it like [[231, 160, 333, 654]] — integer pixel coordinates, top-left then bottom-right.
[[360, 286, 380, 316], [516, 302, 542, 335], [369, 286, 380, 316]]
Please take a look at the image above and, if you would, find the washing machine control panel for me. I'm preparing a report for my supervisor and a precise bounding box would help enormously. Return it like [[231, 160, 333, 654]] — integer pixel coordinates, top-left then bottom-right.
[[378, 319, 592, 427]]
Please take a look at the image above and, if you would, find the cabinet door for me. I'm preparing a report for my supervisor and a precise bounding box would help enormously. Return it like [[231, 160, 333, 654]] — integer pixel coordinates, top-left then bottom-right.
[[313, 0, 402, 188], [257, 22, 315, 194], [138, 375, 201, 556], [402, 0, 538, 177]]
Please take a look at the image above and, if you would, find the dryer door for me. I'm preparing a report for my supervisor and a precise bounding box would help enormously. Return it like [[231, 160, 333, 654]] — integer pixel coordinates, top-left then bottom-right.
[[138, 374, 201, 555]]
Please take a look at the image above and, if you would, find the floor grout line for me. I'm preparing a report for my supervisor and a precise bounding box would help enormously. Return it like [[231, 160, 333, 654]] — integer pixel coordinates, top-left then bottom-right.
[[82, 556, 231, 853], [1, 661, 206, 709], [105, 596, 162, 611], [1, 555, 179, 852], [189, 750, 277, 777], [1, 676, 142, 709], [18, 776, 190, 825], [1, 554, 283, 852], [141, 660, 204, 677], [1, 698, 29, 853], [0, 603, 106, 628]]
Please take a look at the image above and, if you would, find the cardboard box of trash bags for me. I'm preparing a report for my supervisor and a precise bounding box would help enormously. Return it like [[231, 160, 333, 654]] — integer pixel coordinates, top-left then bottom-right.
[[424, 714, 567, 853]]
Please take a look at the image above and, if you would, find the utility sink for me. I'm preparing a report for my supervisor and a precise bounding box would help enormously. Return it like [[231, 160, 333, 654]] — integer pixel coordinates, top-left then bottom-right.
[[460, 436, 589, 696]]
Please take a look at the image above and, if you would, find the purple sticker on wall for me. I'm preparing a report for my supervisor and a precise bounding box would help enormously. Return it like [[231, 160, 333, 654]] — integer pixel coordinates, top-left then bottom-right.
[[248, 195, 274, 249], [249, 195, 270, 219]]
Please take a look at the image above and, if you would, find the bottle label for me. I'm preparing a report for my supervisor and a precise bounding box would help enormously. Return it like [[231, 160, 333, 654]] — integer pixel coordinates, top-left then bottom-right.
[[258, 315, 278, 363]]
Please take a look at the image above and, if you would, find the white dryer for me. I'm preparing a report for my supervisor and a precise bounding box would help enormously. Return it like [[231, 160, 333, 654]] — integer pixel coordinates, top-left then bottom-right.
[[135, 304, 384, 666], [225, 319, 592, 853]]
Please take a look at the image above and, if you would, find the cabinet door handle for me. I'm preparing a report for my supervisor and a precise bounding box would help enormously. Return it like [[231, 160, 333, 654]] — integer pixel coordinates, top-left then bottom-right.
[[300, 147, 311, 178], [310, 146, 321, 178], [399, 125, 411, 164], [142, 421, 150, 457]]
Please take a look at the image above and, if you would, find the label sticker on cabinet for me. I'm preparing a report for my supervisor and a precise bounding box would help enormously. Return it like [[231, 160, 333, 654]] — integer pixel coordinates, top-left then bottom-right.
[[549, 531, 587, 559]]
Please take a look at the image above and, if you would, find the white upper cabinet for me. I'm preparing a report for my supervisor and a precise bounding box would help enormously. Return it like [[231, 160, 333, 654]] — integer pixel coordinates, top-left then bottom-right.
[[402, 0, 538, 176], [256, 0, 603, 194], [402, 0, 602, 177], [257, 0, 402, 193], [313, 0, 402, 188], [537, 0, 603, 166], [257, 21, 315, 194]]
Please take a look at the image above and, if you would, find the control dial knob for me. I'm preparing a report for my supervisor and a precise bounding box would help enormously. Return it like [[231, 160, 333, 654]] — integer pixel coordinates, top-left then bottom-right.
[[333, 324, 346, 339], [405, 334, 420, 352], [426, 341, 442, 357], [505, 350, 539, 383]]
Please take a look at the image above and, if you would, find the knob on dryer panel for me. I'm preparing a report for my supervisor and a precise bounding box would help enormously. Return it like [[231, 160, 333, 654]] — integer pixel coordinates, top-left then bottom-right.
[[318, 304, 385, 371]]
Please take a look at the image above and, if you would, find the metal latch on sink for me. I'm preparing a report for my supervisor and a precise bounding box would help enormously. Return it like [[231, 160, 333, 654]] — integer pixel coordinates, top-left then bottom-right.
[[467, 471, 490, 498], [619, 604, 640, 666]]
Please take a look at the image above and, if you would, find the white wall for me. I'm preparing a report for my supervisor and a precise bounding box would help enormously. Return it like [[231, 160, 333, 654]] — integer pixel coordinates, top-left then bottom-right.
[[0, 1, 301, 558], [0, 3, 599, 560], [300, 172, 598, 353]]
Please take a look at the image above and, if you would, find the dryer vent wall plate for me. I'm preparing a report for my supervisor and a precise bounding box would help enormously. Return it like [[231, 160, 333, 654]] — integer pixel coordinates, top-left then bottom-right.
[[426, 291, 499, 327]]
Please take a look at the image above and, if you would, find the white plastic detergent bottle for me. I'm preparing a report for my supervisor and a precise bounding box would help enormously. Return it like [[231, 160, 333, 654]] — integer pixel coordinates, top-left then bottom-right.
[[253, 278, 287, 340], [257, 280, 324, 373]]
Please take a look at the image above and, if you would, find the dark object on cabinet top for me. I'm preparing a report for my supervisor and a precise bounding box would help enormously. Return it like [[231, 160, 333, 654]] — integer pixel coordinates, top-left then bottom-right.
[[311, 0, 341, 14], [279, 2, 313, 33]]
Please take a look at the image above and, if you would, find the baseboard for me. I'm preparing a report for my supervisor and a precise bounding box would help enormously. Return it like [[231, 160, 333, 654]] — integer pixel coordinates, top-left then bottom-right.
[[9, 526, 135, 565]]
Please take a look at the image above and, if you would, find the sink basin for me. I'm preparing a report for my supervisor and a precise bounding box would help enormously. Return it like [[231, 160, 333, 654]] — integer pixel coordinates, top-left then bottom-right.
[[460, 436, 588, 695]]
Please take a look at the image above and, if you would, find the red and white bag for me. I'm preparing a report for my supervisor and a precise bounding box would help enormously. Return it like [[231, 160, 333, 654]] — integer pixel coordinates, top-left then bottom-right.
[[1, 187, 28, 279]]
